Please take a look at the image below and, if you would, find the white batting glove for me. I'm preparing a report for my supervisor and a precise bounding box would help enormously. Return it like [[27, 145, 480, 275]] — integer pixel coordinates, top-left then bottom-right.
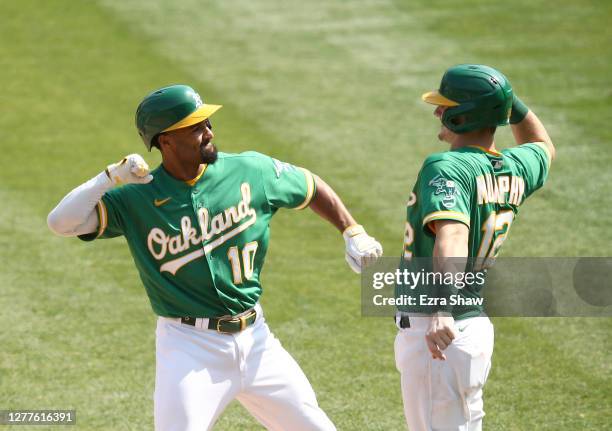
[[105, 154, 153, 185], [343, 225, 383, 273]]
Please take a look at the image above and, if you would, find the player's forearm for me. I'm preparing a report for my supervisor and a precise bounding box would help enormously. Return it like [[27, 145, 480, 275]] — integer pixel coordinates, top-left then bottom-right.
[[431, 221, 469, 317], [308, 175, 357, 233], [432, 220, 469, 259], [510, 101, 556, 161], [47, 172, 111, 237], [309, 175, 382, 273], [432, 228, 469, 277], [433, 236, 468, 260]]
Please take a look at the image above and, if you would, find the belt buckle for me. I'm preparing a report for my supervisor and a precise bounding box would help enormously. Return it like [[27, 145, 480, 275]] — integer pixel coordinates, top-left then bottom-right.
[[215, 309, 256, 334], [240, 309, 256, 330], [216, 316, 238, 334]]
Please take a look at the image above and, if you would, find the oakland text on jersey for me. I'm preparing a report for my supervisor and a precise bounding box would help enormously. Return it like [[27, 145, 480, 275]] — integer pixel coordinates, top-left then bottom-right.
[[147, 182, 256, 274], [476, 173, 525, 205]]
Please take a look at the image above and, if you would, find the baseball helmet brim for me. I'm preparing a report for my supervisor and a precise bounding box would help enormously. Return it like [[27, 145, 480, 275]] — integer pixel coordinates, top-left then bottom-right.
[[421, 91, 459, 107], [162, 103, 223, 133]]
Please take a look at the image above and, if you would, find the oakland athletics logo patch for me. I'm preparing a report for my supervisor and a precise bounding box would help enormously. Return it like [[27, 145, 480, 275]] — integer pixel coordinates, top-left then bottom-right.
[[428, 174, 459, 209], [272, 158, 296, 178]]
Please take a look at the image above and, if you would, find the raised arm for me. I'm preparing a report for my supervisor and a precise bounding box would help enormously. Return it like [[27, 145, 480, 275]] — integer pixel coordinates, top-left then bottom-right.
[[509, 96, 556, 161], [308, 175, 382, 273], [47, 154, 152, 237]]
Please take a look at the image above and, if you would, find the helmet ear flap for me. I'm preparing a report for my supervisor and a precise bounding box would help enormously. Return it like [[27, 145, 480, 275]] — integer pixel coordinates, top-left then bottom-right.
[[441, 107, 459, 133], [449, 116, 462, 126], [441, 104, 472, 134]]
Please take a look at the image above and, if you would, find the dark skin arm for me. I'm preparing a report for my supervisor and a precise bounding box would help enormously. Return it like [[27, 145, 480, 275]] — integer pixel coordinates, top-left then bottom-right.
[[308, 175, 357, 232]]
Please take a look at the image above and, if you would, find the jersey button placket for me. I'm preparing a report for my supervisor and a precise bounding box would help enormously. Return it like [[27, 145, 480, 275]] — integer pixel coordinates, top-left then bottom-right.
[[193, 190, 214, 264]]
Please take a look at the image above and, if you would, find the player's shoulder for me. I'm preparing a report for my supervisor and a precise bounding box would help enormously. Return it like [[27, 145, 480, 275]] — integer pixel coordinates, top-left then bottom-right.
[[502, 142, 551, 162], [216, 152, 278, 180], [420, 150, 474, 176], [216, 151, 271, 167], [217, 151, 298, 176], [422, 151, 455, 166], [217, 150, 263, 159]]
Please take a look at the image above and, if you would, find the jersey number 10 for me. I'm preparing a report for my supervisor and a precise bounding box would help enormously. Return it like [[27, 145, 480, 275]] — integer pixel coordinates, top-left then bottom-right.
[[227, 242, 259, 284]]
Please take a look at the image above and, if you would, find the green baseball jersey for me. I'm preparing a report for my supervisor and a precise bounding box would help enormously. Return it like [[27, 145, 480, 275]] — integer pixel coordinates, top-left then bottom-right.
[[80, 151, 316, 318], [400, 143, 551, 319]]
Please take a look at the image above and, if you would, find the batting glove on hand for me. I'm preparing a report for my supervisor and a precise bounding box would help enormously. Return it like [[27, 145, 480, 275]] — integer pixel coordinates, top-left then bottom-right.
[[343, 225, 383, 273], [105, 154, 153, 186]]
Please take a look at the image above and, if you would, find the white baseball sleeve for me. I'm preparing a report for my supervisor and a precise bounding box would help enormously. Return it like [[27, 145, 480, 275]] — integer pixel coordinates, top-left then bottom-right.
[[47, 172, 113, 237], [47, 154, 153, 237]]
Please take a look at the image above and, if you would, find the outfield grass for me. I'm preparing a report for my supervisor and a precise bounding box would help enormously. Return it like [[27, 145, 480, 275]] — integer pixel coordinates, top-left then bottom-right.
[[0, 0, 610, 429]]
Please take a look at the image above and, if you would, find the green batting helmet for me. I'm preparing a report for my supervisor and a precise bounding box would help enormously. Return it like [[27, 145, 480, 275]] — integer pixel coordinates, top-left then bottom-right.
[[422, 64, 513, 134], [135, 84, 222, 151]]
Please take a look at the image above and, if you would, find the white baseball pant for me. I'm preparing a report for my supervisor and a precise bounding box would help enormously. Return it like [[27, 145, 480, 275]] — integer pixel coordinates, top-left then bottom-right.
[[395, 316, 494, 431], [154, 306, 336, 431]]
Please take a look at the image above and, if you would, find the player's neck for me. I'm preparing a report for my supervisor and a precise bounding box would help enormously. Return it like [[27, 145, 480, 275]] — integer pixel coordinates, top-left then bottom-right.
[[162, 158, 204, 182], [450, 131, 496, 152]]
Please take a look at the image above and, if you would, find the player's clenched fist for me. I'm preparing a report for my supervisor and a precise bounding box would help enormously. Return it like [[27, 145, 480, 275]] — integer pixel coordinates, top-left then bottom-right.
[[105, 154, 153, 185], [425, 314, 457, 361], [343, 224, 383, 273]]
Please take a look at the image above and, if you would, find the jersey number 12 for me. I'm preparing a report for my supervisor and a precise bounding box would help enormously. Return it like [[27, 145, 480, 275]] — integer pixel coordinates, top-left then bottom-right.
[[476, 210, 514, 269]]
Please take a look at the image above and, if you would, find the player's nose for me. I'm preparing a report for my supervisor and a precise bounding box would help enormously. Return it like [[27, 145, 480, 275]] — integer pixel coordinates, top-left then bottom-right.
[[204, 126, 214, 140], [434, 106, 445, 118]]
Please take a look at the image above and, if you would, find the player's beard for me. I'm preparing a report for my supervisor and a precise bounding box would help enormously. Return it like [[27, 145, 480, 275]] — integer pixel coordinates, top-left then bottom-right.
[[200, 142, 218, 164]]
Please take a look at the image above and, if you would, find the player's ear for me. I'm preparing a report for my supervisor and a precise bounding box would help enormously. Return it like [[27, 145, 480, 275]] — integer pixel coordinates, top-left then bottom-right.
[[157, 133, 172, 149]]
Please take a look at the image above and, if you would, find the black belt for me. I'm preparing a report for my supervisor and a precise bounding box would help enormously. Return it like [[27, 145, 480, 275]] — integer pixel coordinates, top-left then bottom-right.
[[181, 308, 257, 334], [397, 315, 411, 329]]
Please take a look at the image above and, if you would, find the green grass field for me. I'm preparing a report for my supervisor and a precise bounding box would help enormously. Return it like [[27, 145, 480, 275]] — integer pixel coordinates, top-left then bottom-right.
[[1, 0, 611, 429]]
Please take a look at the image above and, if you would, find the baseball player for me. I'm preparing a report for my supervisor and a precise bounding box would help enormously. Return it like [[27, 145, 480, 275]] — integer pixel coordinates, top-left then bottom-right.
[[47, 84, 382, 430], [395, 65, 555, 430]]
